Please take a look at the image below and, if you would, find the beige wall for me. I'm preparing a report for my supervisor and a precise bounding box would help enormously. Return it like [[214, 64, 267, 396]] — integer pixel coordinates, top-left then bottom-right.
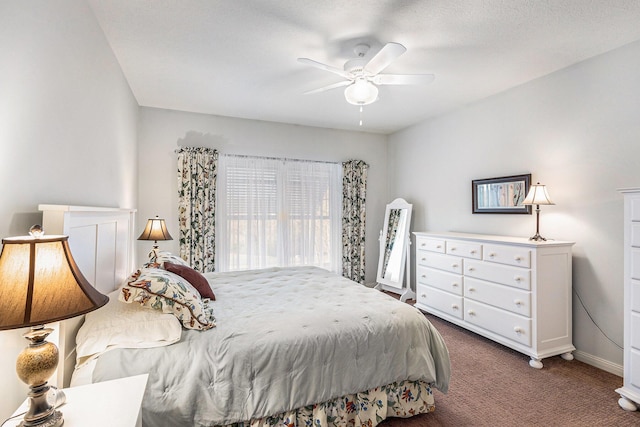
[[389, 39, 640, 372], [0, 0, 138, 417], [136, 107, 390, 284]]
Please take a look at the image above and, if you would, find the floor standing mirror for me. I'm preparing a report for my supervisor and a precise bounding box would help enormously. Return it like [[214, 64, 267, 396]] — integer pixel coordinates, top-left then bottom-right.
[[375, 198, 415, 302]]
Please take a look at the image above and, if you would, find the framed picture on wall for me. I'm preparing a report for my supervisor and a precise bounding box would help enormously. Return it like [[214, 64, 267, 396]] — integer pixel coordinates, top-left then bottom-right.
[[472, 174, 532, 214]]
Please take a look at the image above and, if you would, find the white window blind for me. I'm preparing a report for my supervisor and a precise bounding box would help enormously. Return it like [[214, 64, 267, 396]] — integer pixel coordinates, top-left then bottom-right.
[[217, 155, 342, 273]]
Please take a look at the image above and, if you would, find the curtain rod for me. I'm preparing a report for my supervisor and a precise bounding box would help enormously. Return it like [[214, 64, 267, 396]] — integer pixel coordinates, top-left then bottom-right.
[[222, 153, 340, 165]]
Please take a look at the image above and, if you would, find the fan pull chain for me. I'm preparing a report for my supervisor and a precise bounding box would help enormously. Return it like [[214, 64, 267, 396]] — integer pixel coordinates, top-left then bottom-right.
[[359, 106, 363, 126]]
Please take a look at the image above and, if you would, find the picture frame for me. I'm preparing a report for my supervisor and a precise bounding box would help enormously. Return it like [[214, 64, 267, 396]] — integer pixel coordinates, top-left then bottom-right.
[[472, 174, 532, 214]]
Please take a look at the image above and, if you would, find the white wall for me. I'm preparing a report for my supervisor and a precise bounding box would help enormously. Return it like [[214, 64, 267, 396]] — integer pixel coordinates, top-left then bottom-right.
[[137, 108, 389, 284], [0, 0, 138, 418], [389, 39, 640, 371]]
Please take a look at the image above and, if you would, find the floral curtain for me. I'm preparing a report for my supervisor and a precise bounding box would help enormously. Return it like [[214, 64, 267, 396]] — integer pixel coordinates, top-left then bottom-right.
[[342, 159, 368, 283], [176, 146, 218, 272]]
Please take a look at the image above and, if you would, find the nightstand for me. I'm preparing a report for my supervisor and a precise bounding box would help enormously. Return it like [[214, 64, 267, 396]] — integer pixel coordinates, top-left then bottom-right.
[[7, 374, 148, 427]]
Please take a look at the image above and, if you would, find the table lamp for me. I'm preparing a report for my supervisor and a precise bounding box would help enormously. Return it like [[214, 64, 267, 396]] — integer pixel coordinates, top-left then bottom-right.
[[0, 227, 108, 427], [137, 215, 173, 259], [522, 182, 555, 241]]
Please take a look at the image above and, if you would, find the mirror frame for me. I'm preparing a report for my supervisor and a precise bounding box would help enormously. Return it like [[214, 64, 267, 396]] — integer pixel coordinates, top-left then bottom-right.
[[375, 198, 414, 302], [472, 174, 532, 214]]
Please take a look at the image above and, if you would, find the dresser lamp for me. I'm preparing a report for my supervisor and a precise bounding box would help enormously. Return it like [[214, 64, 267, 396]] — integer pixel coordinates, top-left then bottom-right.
[[137, 215, 173, 258], [0, 227, 108, 427], [522, 182, 555, 241]]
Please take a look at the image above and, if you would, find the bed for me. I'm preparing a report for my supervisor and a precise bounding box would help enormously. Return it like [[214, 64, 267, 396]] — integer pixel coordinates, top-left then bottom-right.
[[71, 265, 450, 426], [41, 205, 450, 426]]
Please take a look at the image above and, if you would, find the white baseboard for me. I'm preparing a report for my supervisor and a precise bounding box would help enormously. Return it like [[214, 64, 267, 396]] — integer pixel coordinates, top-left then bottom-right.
[[574, 350, 623, 377]]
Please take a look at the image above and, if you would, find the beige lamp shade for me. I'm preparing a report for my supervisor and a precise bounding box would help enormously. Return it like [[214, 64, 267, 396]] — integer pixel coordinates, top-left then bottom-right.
[[522, 182, 555, 206], [0, 235, 108, 330], [138, 216, 173, 242]]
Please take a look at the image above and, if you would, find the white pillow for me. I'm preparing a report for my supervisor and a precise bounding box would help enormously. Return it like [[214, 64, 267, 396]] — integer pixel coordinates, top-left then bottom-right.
[[75, 290, 182, 367]]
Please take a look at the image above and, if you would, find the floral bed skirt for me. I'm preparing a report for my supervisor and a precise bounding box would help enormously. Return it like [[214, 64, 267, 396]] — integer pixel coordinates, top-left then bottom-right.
[[222, 379, 435, 427]]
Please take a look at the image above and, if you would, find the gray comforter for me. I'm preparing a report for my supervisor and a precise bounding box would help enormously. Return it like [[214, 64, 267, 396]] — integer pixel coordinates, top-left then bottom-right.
[[92, 266, 450, 426]]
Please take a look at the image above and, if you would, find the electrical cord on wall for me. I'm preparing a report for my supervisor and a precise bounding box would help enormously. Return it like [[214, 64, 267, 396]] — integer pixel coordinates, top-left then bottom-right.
[[0, 387, 66, 427], [573, 287, 623, 350]]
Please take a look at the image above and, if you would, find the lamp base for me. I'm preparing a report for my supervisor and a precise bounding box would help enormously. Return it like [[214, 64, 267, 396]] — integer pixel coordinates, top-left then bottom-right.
[[19, 408, 63, 427], [148, 244, 160, 260], [529, 233, 547, 241], [16, 327, 64, 427]]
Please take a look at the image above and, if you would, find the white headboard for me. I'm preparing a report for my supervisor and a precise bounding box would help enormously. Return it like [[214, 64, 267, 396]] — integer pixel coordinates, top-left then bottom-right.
[[39, 204, 136, 387]]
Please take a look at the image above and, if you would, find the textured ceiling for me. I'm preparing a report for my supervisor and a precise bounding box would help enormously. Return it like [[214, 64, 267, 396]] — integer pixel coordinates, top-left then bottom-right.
[[87, 0, 640, 134]]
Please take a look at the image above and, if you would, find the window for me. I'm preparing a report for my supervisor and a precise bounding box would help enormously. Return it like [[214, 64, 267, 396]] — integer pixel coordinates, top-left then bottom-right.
[[217, 155, 342, 273]]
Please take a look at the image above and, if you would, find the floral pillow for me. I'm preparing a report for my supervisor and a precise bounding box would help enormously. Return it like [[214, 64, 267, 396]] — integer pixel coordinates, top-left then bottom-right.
[[119, 268, 216, 330], [143, 250, 189, 269]]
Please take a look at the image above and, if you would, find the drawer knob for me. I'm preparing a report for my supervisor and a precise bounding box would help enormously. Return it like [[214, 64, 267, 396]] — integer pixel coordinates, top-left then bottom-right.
[[421, 294, 426, 299], [514, 276, 522, 282], [489, 253, 496, 258], [467, 310, 475, 316], [452, 263, 459, 268], [468, 287, 476, 292], [468, 267, 475, 272], [436, 245, 442, 249], [470, 250, 477, 254], [514, 327, 524, 335], [421, 274, 426, 279], [514, 300, 523, 307], [452, 304, 459, 310], [452, 283, 459, 288], [421, 243, 426, 247], [421, 257, 426, 262], [450, 247, 457, 251], [514, 256, 522, 262]]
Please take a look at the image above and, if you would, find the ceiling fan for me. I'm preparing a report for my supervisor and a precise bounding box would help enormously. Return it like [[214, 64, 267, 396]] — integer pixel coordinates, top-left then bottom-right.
[[297, 42, 434, 106]]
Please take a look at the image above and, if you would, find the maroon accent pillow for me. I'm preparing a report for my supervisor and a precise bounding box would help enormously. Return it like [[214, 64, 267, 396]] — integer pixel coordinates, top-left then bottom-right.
[[163, 262, 216, 301]]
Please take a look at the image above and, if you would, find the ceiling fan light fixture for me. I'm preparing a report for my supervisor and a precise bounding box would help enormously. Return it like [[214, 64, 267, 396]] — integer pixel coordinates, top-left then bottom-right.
[[344, 78, 378, 105]]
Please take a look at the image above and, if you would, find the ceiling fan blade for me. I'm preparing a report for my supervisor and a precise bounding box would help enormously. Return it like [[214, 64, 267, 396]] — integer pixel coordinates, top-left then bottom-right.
[[297, 58, 352, 78], [363, 42, 407, 75], [303, 80, 352, 95], [373, 74, 435, 85]]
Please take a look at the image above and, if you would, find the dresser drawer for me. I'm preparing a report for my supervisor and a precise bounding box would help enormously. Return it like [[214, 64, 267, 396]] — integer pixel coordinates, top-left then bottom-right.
[[446, 241, 482, 260], [632, 279, 640, 313], [632, 249, 640, 281], [417, 251, 463, 274], [464, 277, 531, 317], [483, 244, 531, 268], [631, 223, 640, 247], [632, 312, 640, 350], [465, 299, 532, 347], [415, 237, 446, 253], [417, 265, 462, 295], [631, 197, 640, 221], [630, 349, 640, 390], [417, 284, 463, 320], [465, 259, 531, 290]]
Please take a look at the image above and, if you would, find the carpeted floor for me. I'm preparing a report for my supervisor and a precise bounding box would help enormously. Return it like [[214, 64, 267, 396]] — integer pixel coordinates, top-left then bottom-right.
[[381, 309, 640, 427]]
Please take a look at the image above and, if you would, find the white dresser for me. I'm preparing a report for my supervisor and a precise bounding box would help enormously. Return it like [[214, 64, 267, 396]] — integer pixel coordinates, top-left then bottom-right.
[[414, 231, 575, 368], [617, 188, 640, 411]]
